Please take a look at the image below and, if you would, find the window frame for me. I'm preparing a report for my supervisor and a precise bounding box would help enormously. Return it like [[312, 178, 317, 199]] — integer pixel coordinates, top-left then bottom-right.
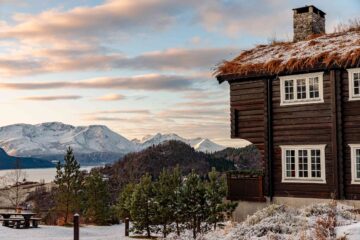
[[347, 68, 360, 101], [280, 145, 326, 184], [349, 144, 360, 184], [279, 72, 324, 106]]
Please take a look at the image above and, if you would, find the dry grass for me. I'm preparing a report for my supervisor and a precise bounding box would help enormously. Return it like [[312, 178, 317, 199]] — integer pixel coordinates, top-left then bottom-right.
[[216, 19, 360, 78], [334, 18, 360, 33], [216, 42, 360, 77], [314, 200, 337, 240]]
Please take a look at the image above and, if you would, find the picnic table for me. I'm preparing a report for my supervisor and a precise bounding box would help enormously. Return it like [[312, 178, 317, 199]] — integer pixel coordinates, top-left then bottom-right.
[[0, 212, 40, 228]]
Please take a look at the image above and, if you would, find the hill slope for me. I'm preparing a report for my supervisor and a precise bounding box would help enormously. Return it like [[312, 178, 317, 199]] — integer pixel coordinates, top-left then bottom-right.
[[0, 148, 54, 170], [101, 140, 234, 200]]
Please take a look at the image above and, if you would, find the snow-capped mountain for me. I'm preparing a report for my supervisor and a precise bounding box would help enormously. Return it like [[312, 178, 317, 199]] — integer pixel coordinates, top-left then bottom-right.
[[0, 122, 137, 157], [133, 133, 226, 153], [0, 123, 226, 166]]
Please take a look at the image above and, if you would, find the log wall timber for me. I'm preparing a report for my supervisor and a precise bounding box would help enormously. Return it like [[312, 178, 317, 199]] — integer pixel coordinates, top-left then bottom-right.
[[228, 69, 360, 200], [342, 70, 360, 199], [271, 71, 334, 198]]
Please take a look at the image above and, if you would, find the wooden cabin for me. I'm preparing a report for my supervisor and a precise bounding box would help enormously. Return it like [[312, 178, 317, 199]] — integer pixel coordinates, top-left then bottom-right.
[[216, 6, 360, 201]]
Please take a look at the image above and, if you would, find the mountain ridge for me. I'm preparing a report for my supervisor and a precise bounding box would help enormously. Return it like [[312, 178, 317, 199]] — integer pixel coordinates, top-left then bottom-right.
[[0, 122, 226, 165]]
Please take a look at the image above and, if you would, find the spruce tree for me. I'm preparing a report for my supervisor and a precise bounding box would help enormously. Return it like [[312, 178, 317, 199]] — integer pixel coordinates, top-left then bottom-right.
[[180, 170, 207, 239], [130, 173, 156, 237], [54, 147, 82, 224], [117, 182, 135, 220], [205, 168, 228, 230], [83, 169, 111, 225], [171, 166, 183, 236], [155, 168, 182, 237]]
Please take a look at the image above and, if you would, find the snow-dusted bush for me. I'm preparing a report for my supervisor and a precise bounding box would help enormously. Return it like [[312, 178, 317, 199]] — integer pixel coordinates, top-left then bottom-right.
[[165, 202, 358, 240], [233, 205, 306, 239], [244, 204, 287, 226]]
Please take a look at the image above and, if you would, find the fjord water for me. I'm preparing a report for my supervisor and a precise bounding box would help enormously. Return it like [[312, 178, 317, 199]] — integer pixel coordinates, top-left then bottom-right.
[[0, 166, 95, 183]]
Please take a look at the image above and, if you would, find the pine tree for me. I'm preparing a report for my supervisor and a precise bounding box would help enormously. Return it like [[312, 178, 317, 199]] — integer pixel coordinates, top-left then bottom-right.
[[130, 173, 157, 237], [117, 182, 135, 220], [205, 168, 227, 230], [54, 147, 82, 225], [83, 169, 111, 225], [180, 170, 207, 239], [155, 168, 182, 237], [170, 166, 183, 236]]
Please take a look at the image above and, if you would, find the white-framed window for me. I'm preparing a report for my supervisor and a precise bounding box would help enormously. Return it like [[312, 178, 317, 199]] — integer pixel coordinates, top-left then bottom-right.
[[280, 72, 324, 106], [281, 145, 326, 183], [348, 68, 360, 101], [349, 144, 360, 184]]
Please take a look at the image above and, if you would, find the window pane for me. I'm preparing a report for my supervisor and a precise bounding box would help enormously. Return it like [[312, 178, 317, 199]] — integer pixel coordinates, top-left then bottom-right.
[[285, 80, 294, 100], [309, 77, 320, 99], [286, 150, 295, 177], [356, 149, 360, 179], [297, 79, 306, 99], [354, 73, 360, 96], [311, 150, 321, 178], [298, 150, 308, 178]]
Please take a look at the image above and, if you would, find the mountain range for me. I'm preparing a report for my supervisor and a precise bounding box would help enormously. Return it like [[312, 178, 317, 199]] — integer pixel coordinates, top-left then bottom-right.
[[0, 122, 226, 168]]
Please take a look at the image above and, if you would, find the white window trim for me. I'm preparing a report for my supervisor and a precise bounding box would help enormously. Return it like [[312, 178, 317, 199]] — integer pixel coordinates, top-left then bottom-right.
[[349, 144, 360, 184], [347, 68, 360, 101], [280, 145, 326, 184], [279, 72, 324, 106]]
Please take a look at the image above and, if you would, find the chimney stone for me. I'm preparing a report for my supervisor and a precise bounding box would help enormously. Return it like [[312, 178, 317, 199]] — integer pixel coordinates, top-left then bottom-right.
[[293, 5, 326, 42]]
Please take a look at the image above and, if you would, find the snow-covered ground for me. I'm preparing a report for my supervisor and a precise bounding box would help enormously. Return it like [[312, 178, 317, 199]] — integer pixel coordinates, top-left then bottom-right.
[[2, 203, 360, 240], [196, 203, 360, 240], [0, 224, 130, 240]]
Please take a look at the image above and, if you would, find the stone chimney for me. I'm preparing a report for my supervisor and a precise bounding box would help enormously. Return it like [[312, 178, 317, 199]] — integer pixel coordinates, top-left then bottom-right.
[[293, 5, 326, 42]]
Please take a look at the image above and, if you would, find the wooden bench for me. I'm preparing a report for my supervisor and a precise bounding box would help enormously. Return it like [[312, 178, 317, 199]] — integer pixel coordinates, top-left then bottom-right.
[[0, 217, 42, 228], [1, 218, 26, 228], [30, 217, 42, 228]]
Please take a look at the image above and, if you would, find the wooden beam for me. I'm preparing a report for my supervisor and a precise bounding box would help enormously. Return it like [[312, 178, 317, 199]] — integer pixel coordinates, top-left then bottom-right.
[[330, 70, 344, 199]]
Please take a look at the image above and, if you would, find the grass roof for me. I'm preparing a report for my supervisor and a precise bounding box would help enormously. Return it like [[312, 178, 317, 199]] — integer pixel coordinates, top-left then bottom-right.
[[216, 29, 360, 81]]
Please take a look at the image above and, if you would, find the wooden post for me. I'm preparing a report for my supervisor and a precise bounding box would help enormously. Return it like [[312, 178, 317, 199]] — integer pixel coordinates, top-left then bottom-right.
[[125, 218, 129, 237], [74, 213, 80, 240]]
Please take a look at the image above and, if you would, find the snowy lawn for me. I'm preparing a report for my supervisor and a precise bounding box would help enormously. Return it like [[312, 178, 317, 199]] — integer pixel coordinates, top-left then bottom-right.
[[2, 203, 360, 240], [190, 202, 360, 240], [0, 224, 131, 240]]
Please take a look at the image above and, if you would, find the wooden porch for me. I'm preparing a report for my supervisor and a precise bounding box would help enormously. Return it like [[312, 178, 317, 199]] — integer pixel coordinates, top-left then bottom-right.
[[226, 171, 266, 202]]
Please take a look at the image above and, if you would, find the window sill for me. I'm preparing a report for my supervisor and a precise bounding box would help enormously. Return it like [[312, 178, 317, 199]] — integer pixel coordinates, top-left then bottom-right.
[[280, 99, 324, 106], [351, 180, 360, 185], [282, 178, 326, 184], [348, 97, 360, 101]]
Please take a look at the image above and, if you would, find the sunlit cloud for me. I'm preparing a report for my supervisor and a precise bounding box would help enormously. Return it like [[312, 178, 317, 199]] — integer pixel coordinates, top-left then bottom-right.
[[89, 110, 151, 115], [21, 95, 82, 101], [0, 74, 198, 91], [96, 94, 126, 101]]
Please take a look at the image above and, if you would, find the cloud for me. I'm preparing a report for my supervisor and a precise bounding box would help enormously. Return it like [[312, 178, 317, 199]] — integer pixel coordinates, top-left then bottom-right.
[[0, 0, 187, 42], [174, 100, 227, 108], [114, 48, 238, 71], [158, 108, 228, 121], [96, 94, 126, 101], [0, 47, 238, 76], [91, 110, 151, 115], [21, 95, 82, 101], [0, 74, 197, 91]]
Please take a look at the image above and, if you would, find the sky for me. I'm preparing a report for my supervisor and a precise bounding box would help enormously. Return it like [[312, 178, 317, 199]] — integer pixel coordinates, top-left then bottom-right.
[[0, 0, 359, 147]]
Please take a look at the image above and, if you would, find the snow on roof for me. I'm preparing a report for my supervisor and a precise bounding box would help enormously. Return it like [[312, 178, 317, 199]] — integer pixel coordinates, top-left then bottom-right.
[[216, 29, 360, 80]]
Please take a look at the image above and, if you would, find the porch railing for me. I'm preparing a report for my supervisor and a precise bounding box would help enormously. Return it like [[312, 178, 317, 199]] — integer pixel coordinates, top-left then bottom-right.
[[226, 171, 266, 202]]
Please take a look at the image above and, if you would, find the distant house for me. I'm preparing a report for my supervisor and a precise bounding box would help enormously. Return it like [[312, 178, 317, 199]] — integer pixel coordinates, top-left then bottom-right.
[[216, 6, 360, 201]]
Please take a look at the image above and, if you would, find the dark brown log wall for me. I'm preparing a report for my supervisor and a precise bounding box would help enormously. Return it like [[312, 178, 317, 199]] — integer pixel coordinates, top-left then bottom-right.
[[229, 69, 360, 200], [342, 70, 360, 200], [271, 72, 335, 198], [230, 79, 266, 155]]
